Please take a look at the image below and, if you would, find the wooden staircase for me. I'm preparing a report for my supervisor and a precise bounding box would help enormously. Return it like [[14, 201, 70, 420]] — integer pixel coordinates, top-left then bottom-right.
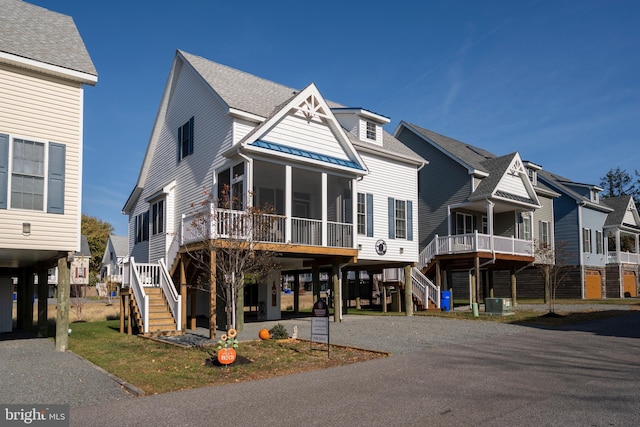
[[130, 287, 180, 336]]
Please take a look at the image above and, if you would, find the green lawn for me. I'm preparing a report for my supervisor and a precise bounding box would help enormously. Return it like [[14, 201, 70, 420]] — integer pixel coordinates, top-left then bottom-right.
[[68, 321, 385, 395]]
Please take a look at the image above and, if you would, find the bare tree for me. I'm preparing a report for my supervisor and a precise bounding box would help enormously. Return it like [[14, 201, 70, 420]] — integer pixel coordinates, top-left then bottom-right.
[[184, 186, 281, 331], [535, 240, 574, 315]]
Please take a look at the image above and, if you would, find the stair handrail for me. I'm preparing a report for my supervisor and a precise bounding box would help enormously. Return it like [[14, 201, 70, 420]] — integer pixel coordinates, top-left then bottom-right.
[[158, 258, 181, 331], [419, 235, 439, 270], [127, 257, 149, 334], [411, 267, 440, 309]]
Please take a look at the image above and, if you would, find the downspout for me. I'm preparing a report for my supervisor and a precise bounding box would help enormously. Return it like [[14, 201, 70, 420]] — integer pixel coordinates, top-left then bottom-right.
[[578, 201, 586, 299]]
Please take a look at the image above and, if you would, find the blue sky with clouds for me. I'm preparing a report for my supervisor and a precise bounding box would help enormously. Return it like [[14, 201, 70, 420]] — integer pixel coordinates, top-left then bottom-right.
[[28, 0, 640, 236]]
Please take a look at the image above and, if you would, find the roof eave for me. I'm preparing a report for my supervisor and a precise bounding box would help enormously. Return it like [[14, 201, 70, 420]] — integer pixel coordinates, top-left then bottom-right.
[[0, 51, 98, 86]]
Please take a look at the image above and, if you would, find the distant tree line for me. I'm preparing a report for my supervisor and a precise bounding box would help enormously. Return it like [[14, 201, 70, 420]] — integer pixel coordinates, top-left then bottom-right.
[[600, 167, 640, 204]]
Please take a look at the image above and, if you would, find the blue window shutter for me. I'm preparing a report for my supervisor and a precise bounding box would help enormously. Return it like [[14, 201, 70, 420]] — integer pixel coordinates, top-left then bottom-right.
[[366, 193, 374, 237], [407, 200, 413, 241], [47, 142, 65, 214], [189, 116, 194, 154], [0, 134, 8, 209], [388, 197, 395, 239]]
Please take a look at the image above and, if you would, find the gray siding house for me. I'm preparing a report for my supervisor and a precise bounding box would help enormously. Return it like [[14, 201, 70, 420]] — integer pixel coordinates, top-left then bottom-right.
[[394, 122, 558, 304]]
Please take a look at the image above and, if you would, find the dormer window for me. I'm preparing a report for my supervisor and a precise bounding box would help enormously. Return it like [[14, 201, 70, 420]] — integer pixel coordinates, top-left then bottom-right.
[[590, 189, 599, 203], [527, 168, 537, 185], [366, 121, 377, 141]]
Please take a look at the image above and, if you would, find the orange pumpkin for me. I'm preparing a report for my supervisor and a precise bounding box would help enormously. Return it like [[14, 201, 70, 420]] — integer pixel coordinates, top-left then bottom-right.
[[217, 347, 236, 365], [258, 328, 271, 340]]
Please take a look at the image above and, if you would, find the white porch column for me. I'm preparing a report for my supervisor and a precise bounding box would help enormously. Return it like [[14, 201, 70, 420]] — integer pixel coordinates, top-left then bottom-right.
[[352, 178, 358, 249], [321, 172, 327, 246], [486, 200, 495, 250], [616, 229, 621, 255], [285, 165, 292, 242]]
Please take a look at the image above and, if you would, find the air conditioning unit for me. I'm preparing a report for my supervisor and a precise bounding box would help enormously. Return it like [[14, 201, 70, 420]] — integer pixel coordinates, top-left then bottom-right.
[[484, 298, 514, 316]]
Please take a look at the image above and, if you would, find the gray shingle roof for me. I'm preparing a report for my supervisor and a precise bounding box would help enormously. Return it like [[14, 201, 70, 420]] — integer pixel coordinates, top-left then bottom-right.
[[402, 123, 496, 172], [471, 153, 518, 199], [537, 169, 613, 213], [0, 0, 97, 77], [109, 235, 129, 258], [179, 50, 425, 165], [603, 195, 636, 227]]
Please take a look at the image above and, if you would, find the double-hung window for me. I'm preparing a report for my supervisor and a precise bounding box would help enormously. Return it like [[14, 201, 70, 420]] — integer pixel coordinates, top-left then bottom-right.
[[539, 221, 550, 248], [596, 230, 604, 255], [0, 134, 65, 213], [388, 197, 412, 240], [357, 193, 374, 236], [582, 228, 592, 253], [365, 121, 376, 140]]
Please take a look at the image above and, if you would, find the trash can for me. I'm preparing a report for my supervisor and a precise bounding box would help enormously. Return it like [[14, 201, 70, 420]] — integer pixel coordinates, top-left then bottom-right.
[[441, 290, 451, 312]]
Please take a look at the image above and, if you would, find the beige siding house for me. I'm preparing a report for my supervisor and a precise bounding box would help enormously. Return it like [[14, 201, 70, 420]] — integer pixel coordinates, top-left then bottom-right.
[[0, 0, 97, 347]]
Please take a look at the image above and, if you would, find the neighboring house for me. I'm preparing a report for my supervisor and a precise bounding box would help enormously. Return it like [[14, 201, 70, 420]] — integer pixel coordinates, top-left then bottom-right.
[[536, 170, 613, 298], [602, 195, 640, 297], [0, 0, 97, 342], [121, 50, 426, 336], [394, 122, 559, 303], [100, 235, 129, 290]]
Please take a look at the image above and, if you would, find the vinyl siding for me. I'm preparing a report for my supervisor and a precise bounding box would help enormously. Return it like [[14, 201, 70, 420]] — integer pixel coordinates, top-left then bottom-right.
[[0, 63, 83, 252], [496, 171, 529, 198], [550, 192, 581, 265], [128, 59, 235, 260], [395, 127, 471, 249], [581, 206, 607, 267], [355, 152, 418, 262], [261, 112, 350, 161]]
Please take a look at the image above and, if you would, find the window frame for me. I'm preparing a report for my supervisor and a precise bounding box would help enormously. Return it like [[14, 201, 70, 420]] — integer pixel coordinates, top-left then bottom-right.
[[365, 121, 376, 141], [395, 199, 407, 240], [10, 138, 46, 211], [178, 117, 194, 160], [595, 230, 604, 255], [152, 199, 165, 236], [135, 211, 150, 243], [539, 220, 550, 248], [583, 228, 592, 253]]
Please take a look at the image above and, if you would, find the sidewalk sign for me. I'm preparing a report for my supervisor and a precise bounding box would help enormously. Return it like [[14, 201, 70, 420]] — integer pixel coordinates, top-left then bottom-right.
[[311, 299, 330, 358]]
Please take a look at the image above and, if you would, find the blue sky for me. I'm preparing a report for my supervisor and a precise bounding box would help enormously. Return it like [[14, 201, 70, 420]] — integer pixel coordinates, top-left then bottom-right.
[[30, 0, 640, 236]]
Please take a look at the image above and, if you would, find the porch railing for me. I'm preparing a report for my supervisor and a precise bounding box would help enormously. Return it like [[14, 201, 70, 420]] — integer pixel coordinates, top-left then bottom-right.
[[607, 251, 640, 265], [122, 257, 181, 334], [182, 205, 353, 248], [419, 232, 534, 270]]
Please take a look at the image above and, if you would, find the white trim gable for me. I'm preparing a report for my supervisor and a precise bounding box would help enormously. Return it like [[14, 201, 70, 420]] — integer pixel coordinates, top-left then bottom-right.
[[623, 198, 640, 227], [237, 84, 368, 175], [493, 154, 540, 206]]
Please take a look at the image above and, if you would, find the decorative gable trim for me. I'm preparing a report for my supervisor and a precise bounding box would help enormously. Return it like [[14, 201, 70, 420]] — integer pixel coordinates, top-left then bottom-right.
[[233, 83, 367, 174]]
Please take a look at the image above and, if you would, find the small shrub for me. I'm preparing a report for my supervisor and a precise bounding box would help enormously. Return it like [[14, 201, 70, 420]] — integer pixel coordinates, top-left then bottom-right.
[[269, 323, 289, 340]]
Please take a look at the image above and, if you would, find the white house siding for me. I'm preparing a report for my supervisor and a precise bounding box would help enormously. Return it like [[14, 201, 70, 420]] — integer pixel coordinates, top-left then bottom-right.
[[129, 58, 234, 262], [358, 119, 382, 146], [497, 172, 529, 198], [233, 120, 256, 144], [355, 153, 419, 263], [261, 112, 350, 161], [0, 63, 83, 252], [623, 205, 636, 225]]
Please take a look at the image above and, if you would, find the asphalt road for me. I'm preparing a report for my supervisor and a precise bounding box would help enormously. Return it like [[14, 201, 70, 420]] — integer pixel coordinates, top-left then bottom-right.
[[67, 311, 640, 427]]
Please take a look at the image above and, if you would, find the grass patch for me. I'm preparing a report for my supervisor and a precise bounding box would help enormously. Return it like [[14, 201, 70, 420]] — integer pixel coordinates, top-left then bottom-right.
[[68, 321, 385, 395]]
